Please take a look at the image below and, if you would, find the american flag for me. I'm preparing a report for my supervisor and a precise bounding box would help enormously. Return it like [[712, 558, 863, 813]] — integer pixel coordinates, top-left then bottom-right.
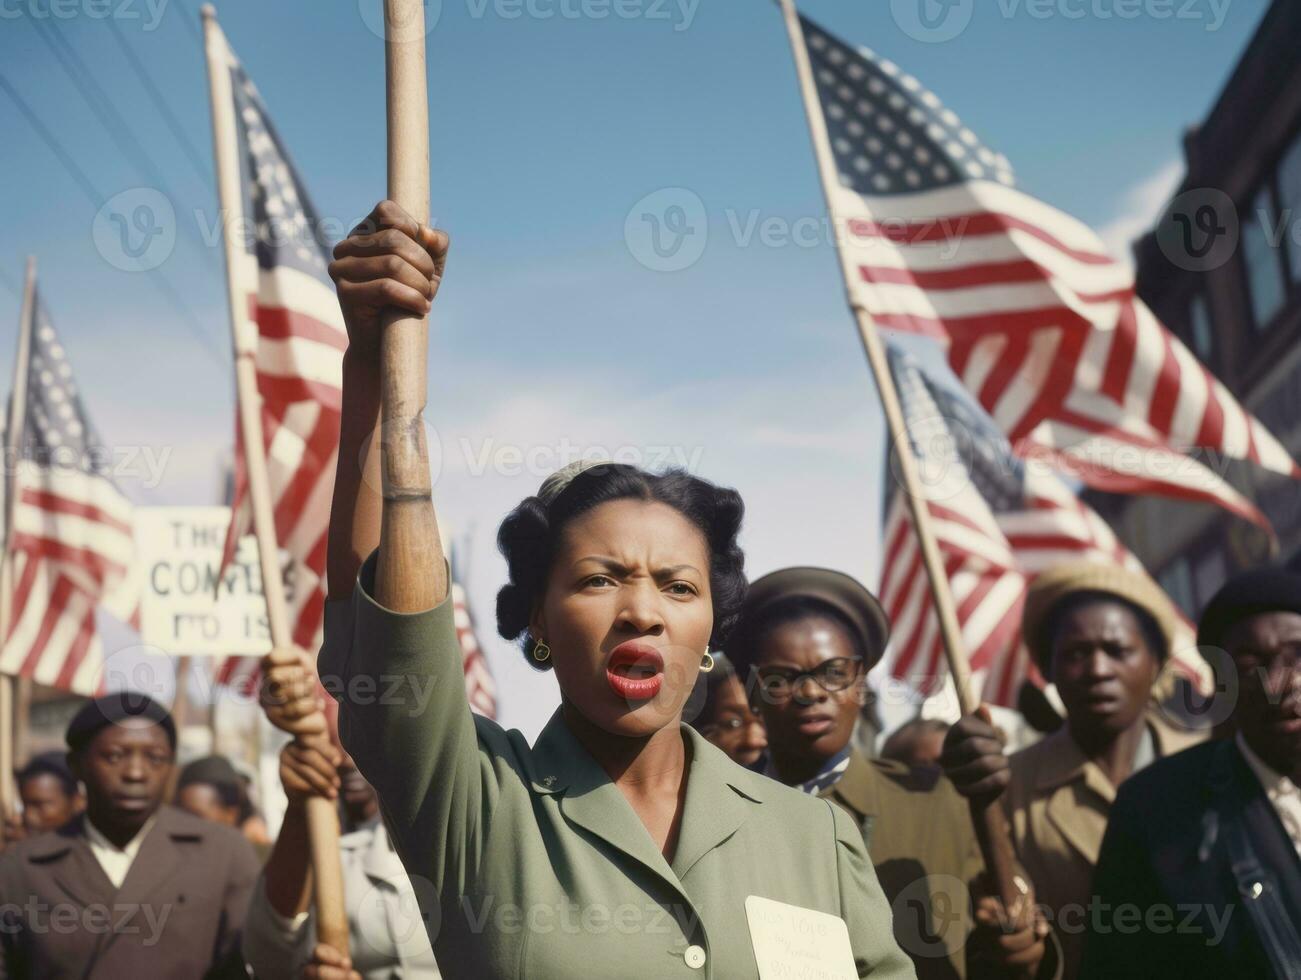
[[799, 15, 1296, 525], [453, 580, 498, 719], [208, 22, 345, 684], [880, 342, 1199, 707], [1, 291, 136, 695]]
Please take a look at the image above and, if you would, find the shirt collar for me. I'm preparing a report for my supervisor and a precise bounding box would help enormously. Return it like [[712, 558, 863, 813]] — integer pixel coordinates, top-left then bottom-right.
[[1237, 732, 1301, 799], [84, 812, 156, 858], [766, 747, 852, 795]]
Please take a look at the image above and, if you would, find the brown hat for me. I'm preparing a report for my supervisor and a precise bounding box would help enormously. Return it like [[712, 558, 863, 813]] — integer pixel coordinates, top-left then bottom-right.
[[725, 566, 890, 674], [1022, 562, 1178, 669]]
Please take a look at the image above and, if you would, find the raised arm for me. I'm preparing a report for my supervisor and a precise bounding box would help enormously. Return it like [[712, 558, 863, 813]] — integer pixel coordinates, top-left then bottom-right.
[[326, 199, 449, 604]]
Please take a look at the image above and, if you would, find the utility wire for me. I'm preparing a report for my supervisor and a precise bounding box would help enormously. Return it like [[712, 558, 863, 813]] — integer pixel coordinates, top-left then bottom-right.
[[0, 73, 229, 367], [0, 265, 19, 302], [31, 19, 222, 270], [176, 0, 205, 49], [105, 17, 212, 186]]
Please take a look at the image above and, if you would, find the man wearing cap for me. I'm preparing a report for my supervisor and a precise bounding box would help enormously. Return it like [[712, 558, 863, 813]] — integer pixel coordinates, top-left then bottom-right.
[[727, 566, 1055, 980], [1082, 567, 1301, 978], [0, 693, 260, 979], [940, 563, 1203, 978]]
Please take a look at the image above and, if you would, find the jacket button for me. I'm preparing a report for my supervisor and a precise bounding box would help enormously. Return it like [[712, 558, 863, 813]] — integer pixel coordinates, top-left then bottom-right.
[[684, 945, 706, 969], [542, 776, 555, 787]]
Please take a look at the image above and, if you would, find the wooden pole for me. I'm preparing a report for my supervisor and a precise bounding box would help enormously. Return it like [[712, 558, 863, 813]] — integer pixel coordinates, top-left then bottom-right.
[[775, 0, 1024, 912], [0, 257, 36, 828], [374, 0, 441, 613], [200, 6, 349, 953], [13, 676, 32, 767]]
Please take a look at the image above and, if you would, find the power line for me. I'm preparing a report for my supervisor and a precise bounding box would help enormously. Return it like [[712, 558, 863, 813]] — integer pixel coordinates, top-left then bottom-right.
[[0, 73, 229, 367], [105, 17, 212, 186], [176, 0, 205, 49], [0, 265, 19, 302]]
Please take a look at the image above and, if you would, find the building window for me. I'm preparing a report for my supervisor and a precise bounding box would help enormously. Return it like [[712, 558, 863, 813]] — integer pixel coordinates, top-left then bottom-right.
[[1279, 131, 1301, 283], [1242, 186, 1288, 330], [1159, 559, 1196, 617], [1188, 292, 1214, 362]]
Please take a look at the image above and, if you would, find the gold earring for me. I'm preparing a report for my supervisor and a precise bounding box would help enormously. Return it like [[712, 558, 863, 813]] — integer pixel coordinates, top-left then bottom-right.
[[533, 640, 551, 663], [700, 652, 715, 673]]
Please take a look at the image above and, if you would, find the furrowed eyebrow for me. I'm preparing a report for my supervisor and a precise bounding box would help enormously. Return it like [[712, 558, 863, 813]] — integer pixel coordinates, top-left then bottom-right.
[[575, 557, 631, 576], [653, 564, 702, 580]]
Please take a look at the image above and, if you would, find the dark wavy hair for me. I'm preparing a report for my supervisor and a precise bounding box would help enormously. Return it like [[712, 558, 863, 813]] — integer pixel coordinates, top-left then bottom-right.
[[495, 464, 748, 671]]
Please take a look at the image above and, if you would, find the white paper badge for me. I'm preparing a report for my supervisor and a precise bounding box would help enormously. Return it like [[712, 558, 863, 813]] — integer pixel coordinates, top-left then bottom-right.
[[745, 895, 858, 979]]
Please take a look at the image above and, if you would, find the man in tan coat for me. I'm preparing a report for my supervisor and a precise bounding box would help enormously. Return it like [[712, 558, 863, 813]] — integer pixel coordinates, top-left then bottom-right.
[[0, 693, 259, 979], [940, 564, 1204, 978]]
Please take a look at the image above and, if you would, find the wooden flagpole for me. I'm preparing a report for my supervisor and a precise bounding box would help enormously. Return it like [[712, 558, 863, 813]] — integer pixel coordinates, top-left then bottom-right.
[[375, 0, 441, 612], [775, 0, 1024, 911], [200, 6, 349, 952], [0, 256, 36, 828]]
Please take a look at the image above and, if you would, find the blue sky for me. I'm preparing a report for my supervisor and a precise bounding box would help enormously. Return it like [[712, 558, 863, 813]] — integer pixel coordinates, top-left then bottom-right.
[[0, 0, 1273, 739]]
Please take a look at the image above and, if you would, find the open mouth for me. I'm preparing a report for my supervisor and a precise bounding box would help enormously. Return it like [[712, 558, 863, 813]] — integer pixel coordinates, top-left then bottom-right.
[[606, 644, 664, 702]]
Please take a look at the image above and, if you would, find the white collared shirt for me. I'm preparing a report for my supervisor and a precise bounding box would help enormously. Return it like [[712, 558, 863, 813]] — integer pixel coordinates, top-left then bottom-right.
[[1237, 733, 1301, 858], [84, 814, 157, 889]]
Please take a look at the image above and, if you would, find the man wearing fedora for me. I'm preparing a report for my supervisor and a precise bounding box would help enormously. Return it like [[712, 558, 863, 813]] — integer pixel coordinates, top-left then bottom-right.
[[939, 563, 1204, 978], [726, 566, 1055, 980], [1082, 567, 1301, 978], [0, 693, 259, 979]]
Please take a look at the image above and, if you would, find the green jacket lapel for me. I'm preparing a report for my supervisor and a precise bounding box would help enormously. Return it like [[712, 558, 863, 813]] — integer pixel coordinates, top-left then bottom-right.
[[671, 726, 762, 880], [529, 709, 681, 894]]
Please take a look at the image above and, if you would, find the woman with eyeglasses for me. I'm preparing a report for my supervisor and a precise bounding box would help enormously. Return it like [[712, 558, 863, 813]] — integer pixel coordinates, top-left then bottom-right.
[[726, 567, 1055, 980], [691, 653, 769, 770], [297, 200, 915, 980]]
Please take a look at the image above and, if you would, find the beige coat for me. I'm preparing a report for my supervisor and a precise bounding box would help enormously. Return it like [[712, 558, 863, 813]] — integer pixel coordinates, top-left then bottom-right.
[[1001, 715, 1203, 978]]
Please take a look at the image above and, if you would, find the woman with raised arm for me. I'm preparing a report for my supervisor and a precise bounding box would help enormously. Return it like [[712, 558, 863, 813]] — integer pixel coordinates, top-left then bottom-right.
[[289, 199, 914, 979]]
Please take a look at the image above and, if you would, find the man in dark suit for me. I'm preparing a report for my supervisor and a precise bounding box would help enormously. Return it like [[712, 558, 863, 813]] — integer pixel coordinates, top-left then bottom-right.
[[0, 693, 259, 979], [1082, 567, 1301, 978]]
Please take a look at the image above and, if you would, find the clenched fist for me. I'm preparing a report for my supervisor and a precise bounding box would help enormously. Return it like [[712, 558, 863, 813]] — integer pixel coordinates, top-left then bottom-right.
[[328, 200, 449, 365]]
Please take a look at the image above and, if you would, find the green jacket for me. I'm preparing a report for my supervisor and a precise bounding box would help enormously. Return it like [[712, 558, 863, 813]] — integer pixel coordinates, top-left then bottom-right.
[[320, 554, 915, 980]]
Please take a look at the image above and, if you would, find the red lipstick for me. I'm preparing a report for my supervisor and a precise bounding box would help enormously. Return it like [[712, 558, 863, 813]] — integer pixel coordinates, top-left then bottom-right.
[[606, 642, 664, 701]]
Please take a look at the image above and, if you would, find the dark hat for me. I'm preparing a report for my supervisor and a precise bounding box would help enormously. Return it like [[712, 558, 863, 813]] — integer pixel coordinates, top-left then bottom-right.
[[65, 692, 176, 754], [177, 755, 241, 791], [725, 566, 890, 671], [1197, 567, 1301, 652]]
